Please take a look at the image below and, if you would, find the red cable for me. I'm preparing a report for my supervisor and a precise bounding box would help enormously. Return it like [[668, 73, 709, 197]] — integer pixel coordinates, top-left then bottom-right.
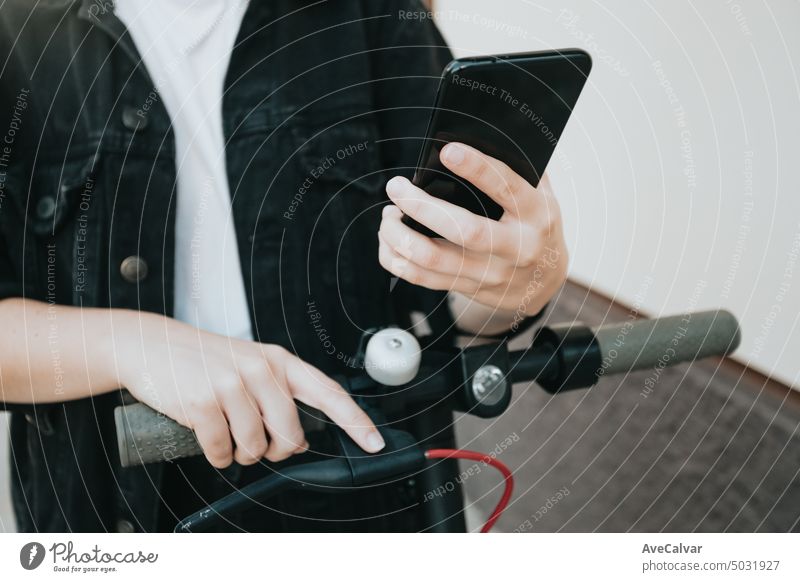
[[425, 448, 514, 533]]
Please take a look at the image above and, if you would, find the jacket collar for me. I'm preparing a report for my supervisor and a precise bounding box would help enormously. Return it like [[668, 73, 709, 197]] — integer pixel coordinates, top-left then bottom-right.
[[76, 0, 161, 90], [77, 0, 143, 64]]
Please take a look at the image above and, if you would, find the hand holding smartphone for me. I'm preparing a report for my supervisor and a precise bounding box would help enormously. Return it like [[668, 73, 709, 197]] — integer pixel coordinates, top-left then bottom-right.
[[403, 49, 592, 236]]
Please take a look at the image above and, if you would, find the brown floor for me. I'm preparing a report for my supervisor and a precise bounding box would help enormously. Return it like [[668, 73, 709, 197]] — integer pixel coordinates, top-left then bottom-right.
[[456, 281, 800, 532]]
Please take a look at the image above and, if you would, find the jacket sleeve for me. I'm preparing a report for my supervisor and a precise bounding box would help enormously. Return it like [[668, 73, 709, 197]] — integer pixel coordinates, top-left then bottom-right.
[[0, 177, 38, 412], [0, 12, 25, 305], [0, 193, 37, 412], [0, 31, 34, 411], [0, 227, 21, 301]]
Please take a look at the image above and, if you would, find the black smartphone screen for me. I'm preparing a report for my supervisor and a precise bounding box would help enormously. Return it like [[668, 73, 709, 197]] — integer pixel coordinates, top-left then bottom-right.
[[405, 49, 591, 234]]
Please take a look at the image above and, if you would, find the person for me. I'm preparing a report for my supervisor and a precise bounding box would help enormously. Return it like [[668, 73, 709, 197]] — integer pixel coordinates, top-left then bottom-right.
[[0, 0, 568, 532]]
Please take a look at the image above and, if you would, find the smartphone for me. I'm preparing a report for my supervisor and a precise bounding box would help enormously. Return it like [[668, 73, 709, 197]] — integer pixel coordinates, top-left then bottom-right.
[[404, 49, 592, 235]]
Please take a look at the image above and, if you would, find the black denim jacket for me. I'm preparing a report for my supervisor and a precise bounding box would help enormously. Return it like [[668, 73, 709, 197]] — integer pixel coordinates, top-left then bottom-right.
[[0, 0, 469, 532]]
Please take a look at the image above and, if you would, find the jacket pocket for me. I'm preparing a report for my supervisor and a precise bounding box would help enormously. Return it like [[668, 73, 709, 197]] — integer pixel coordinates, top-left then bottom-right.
[[27, 153, 99, 235], [295, 113, 386, 203], [291, 113, 386, 254], [25, 152, 104, 305]]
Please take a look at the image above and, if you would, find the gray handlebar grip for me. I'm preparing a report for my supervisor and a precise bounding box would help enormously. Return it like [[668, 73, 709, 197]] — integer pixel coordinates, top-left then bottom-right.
[[114, 403, 202, 468], [594, 309, 741, 377]]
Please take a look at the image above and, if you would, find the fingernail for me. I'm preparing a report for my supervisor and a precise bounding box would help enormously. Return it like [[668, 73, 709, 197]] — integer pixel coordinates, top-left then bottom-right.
[[386, 176, 404, 197], [443, 143, 466, 165], [366, 431, 386, 452]]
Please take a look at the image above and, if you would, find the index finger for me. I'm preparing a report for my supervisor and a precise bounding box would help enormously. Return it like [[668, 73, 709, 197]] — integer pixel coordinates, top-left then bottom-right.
[[286, 357, 385, 453], [440, 142, 537, 217]]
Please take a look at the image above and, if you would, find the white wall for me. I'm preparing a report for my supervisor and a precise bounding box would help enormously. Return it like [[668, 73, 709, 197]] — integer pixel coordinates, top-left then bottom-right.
[[435, 0, 800, 387]]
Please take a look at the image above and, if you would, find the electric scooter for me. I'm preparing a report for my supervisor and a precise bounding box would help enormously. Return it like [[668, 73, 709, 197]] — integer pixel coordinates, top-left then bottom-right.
[[114, 310, 741, 532]]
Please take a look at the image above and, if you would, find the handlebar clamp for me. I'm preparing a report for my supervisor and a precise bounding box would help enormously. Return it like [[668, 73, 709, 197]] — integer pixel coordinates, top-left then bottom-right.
[[530, 323, 602, 394]]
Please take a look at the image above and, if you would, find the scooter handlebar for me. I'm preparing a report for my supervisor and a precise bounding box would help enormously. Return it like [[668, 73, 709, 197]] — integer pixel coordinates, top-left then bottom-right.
[[114, 310, 741, 468]]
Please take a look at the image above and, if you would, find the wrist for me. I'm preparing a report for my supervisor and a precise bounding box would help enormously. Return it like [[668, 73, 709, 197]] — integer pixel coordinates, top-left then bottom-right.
[[449, 292, 548, 339], [94, 308, 154, 390], [448, 292, 519, 336]]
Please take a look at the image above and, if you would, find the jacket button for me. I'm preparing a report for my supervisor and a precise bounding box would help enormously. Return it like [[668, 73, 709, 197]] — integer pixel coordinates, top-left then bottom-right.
[[36, 196, 57, 220], [122, 106, 148, 131], [120, 256, 148, 283], [116, 519, 136, 533]]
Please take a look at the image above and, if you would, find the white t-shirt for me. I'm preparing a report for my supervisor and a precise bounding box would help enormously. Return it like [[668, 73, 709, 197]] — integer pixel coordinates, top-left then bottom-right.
[[115, 0, 253, 340]]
